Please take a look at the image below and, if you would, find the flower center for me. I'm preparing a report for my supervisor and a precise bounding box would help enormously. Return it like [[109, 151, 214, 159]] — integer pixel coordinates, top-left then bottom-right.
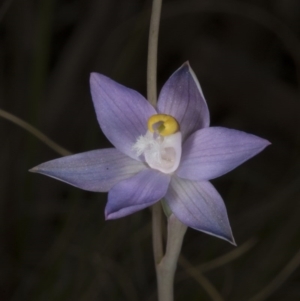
[[148, 114, 179, 136], [133, 114, 182, 174]]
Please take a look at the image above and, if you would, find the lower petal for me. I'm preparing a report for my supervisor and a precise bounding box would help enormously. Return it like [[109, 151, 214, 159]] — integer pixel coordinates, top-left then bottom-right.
[[30, 148, 145, 192], [106, 169, 170, 219], [165, 176, 235, 244]]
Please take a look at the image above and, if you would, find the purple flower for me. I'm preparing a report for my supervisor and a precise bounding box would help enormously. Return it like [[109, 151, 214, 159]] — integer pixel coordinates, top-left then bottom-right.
[[30, 63, 270, 244]]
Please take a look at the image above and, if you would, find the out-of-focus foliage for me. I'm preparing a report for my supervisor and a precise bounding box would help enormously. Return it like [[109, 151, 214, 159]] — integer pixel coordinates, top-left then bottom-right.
[[1, 0, 300, 300]]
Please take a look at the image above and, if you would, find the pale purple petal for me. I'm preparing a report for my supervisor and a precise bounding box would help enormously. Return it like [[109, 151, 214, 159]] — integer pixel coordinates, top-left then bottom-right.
[[30, 149, 146, 192], [165, 176, 235, 244], [157, 62, 210, 140], [105, 169, 170, 219], [90, 73, 156, 160], [177, 127, 271, 181]]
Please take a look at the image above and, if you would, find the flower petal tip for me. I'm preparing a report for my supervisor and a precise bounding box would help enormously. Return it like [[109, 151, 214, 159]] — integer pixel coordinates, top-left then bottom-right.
[[208, 229, 236, 246], [90, 71, 100, 80], [104, 207, 130, 220], [182, 61, 190, 67], [178, 61, 191, 73], [104, 205, 122, 221], [265, 140, 272, 147], [104, 212, 112, 221], [90, 72, 113, 91], [228, 236, 237, 246], [257, 138, 272, 152], [29, 165, 44, 173]]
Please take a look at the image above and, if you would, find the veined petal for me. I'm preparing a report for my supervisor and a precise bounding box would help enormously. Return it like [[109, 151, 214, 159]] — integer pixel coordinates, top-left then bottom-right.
[[157, 62, 210, 141], [30, 149, 146, 192], [105, 169, 170, 219], [177, 127, 271, 181], [90, 73, 157, 160], [165, 176, 235, 244]]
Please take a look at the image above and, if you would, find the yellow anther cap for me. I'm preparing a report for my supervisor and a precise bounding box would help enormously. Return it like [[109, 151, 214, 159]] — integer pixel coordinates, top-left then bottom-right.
[[147, 114, 179, 136]]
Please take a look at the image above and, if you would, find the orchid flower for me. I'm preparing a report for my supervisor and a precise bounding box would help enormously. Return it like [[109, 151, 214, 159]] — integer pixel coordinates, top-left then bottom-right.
[[30, 63, 270, 244]]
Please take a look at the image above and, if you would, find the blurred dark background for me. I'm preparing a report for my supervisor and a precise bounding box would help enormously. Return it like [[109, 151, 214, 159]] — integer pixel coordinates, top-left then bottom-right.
[[1, 0, 300, 300]]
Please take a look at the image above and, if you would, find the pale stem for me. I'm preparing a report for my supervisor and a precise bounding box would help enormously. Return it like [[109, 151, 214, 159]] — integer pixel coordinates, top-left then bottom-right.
[[152, 203, 164, 265], [147, 0, 162, 107], [147, 0, 164, 267], [156, 215, 187, 301], [147, 1, 187, 301], [0, 108, 71, 156]]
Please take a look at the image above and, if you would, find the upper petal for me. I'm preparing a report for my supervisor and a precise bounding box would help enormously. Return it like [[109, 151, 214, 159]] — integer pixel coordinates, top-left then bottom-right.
[[90, 73, 156, 160], [165, 176, 235, 244], [30, 148, 146, 192], [177, 127, 271, 181], [105, 169, 170, 219], [157, 62, 210, 140]]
